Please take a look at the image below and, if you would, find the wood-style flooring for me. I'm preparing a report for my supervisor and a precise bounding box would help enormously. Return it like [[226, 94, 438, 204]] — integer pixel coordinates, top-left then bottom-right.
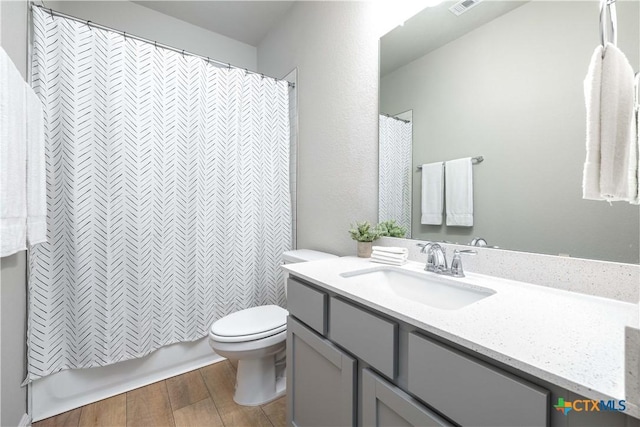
[[33, 360, 286, 427]]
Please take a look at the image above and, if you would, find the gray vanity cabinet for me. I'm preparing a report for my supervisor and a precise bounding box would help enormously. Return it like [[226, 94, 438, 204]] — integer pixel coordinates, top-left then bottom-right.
[[286, 276, 638, 427], [362, 369, 452, 427], [286, 316, 357, 427]]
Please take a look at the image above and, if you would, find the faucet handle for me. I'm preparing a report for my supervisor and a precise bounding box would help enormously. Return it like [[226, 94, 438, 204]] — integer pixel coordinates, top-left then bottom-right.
[[470, 237, 488, 247], [450, 249, 476, 277], [458, 249, 477, 255]]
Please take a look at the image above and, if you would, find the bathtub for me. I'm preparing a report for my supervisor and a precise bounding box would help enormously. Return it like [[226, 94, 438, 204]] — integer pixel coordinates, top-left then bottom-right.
[[29, 338, 223, 422]]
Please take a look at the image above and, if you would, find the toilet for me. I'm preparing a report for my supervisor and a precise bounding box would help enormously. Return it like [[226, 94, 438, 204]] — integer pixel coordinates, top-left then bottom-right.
[[208, 249, 338, 406]]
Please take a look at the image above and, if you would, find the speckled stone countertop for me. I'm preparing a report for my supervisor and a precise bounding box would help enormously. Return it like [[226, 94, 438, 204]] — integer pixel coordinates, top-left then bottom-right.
[[283, 256, 640, 419]]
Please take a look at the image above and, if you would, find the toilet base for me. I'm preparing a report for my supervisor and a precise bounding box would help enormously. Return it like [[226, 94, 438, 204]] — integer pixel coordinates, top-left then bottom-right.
[[233, 356, 286, 406]]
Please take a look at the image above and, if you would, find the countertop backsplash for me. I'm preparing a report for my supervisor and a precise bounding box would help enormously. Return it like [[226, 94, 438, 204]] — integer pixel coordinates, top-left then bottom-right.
[[377, 237, 640, 304]]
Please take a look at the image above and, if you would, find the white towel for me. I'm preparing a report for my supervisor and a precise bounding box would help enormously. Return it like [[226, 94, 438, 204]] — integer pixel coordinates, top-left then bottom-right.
[[445, 158, 473, 227], [370, 254, 407, 266], [630, 110, 640, 205], [582, 45, 604, 200], [629, 72, 640, 205], [599, 43, 637, 201], [25, 84, 47, 245], [1, 47, 28, 257], [583, 43, 638, 202], [372, 246, 408, 255], [420, 162, 443, 225], [371, 251, 408, 262]]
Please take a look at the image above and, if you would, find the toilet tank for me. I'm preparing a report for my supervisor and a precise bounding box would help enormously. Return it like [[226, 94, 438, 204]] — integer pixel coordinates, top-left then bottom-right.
[[282, 249, 338, 296]]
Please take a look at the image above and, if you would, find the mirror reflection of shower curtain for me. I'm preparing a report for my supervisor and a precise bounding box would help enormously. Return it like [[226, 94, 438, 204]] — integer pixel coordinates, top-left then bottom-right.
[[26, 7, 291, 382], [379, 114, 412, 237]]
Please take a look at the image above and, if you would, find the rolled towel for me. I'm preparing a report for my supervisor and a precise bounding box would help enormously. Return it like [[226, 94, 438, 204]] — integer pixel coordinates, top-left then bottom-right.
[[372, 246, 408, 255]]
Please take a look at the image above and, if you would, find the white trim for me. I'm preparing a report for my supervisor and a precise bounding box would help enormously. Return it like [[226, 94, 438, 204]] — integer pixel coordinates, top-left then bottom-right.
[[18, 413, 31, 427]]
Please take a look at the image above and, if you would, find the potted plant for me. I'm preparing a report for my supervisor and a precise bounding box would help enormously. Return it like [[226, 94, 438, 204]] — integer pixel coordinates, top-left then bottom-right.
[[376, 219, 408, 238], [348, 221, 380, 258]]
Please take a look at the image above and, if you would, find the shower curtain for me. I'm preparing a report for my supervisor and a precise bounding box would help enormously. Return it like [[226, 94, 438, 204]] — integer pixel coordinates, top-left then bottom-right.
[[27, 7, 291, 381], [379, 115, 412, 237]]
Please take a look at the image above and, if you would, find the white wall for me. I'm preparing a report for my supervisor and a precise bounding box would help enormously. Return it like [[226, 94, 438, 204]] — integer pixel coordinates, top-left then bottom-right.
[[46, 0, 257, 70], [257, 1, 380, 256], [0, 1, 29, 424]]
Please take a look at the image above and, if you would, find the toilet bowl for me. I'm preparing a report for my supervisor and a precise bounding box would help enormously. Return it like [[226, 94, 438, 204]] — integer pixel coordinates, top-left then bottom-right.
[[209, 305, 288, 406], [208, 249, 338, 406]]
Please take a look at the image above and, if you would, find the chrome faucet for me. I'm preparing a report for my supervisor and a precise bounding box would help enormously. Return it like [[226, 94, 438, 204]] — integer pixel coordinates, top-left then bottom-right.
[[426, 243, 448, 273], [417, 242, 448, 273], [417, 243, 476, 277]]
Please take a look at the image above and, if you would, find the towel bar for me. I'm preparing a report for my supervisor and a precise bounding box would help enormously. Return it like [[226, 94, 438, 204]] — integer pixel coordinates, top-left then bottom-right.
[[417, 156, 483, 170]]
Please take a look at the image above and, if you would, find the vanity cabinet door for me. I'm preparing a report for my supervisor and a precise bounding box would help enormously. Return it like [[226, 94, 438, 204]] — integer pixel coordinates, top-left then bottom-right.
[[287, 316, 356, 427], [362, 369, 453, 427]]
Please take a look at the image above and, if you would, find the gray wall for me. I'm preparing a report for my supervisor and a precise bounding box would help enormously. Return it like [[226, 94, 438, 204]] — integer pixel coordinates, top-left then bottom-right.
[[381, 1, 640, 263], [257, 1, 380, 256], [46, 1, 257, 70], [1, 0, 29, 424]]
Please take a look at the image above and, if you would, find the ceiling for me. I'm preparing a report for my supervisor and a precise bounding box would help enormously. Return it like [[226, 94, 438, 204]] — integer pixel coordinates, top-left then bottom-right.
[[380, 1, 528, 76], [132, 1, 296, 46], [133, 1, 527, 72]]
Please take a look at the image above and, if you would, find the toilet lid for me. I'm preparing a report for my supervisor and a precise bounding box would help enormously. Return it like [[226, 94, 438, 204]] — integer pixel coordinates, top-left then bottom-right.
[[210, 305, 288, 343]]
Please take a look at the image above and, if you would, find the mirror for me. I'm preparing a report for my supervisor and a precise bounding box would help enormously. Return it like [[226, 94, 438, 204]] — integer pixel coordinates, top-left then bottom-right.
[[379, 0, 640, 264]]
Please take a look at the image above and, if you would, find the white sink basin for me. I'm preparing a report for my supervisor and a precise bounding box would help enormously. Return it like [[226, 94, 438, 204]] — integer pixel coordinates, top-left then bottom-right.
[[340, 266, 495, 310]]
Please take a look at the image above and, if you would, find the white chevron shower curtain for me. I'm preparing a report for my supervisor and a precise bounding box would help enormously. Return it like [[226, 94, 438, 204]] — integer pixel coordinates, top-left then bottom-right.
[[27, 7, 291, 381], [379, 115, 412, 237]]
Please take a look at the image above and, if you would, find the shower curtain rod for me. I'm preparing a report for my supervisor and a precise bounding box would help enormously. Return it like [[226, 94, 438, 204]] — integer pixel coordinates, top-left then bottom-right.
[[30, 3, 295, 89], [381, 113, 410, 124]]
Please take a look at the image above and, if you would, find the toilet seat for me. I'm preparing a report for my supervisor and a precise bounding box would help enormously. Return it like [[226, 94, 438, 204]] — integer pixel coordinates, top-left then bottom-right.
[[210, 305, 288, 343], [207, 250, 337, 407]]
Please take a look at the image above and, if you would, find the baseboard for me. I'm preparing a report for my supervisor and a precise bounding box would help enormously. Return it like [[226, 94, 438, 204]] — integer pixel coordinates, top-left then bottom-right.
[[18, 413, 32, 427]]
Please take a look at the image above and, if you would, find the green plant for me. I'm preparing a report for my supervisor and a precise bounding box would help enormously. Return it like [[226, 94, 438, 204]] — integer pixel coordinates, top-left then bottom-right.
[[376, 220, 408, 238], [348, 221, 380, 242]]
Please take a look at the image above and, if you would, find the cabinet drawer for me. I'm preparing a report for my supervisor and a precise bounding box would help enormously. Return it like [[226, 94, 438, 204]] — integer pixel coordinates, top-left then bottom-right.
[[287, 278, 327, 335], [408, 333, 549, 427], [329, 297, 398, 379], [362, 369, 452, 427]]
